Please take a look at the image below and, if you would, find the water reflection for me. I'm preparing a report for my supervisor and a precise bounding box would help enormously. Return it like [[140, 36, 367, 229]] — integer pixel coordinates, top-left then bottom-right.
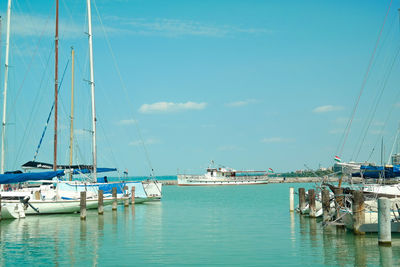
[[296, 213, 400, 266], [379, 245, 393, 267]]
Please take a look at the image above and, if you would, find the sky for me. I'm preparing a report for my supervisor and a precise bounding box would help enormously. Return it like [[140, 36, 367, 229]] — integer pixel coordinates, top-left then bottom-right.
[[1, 0, 400, 176]]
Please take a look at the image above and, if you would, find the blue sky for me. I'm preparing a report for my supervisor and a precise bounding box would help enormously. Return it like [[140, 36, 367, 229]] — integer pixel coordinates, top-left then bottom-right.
[[1, 0, 400, 176]]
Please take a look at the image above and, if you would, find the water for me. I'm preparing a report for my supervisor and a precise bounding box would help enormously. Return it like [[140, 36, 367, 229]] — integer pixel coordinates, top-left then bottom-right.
[[1, 183, 400, 266]]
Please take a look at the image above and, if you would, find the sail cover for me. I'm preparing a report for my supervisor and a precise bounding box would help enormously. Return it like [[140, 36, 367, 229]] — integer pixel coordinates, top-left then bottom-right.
[[352, 165, 400, 179], [0, 170, 64, 184], [22, 161, 116, 174], [72, 168, 117, 174]]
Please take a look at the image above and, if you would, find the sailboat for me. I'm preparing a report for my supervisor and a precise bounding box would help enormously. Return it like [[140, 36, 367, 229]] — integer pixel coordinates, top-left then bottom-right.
[[0, 0, 118, 219], [19, 0, 161, 203]]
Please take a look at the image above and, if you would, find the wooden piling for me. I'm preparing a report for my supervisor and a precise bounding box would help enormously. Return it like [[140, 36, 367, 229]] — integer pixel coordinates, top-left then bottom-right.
[[124, 186, 129, 207], [352, 190, 365, 235], [308, 189, 316, 218], [378, 197, 391, 246], [321, 188, 330, 222], [333, 188, 344, 209], [299, 188, 306, 214], [131, 186, 135, 205], [289, 187, 294, 212], [112, 187, 117, 210], [80, 191, 86, 220], [98, 190, 104, 215]]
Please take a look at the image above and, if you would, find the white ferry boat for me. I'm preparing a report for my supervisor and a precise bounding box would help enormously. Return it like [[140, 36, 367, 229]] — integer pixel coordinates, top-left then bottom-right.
[[178, 166, 269, 186]]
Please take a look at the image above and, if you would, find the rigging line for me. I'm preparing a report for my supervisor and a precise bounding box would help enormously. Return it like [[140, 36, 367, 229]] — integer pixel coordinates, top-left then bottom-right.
[[338, 0, 393, 157], [368, 74, 400, 163], [350, 15, 398, 159], [387, 127, 400, 164], [352, 45, 400, 161], [10, 15, 55, 168], [32, 60, 70, 161], [97, 120, 120, 174], [92, 0, 155, 176], [13, 46, 53, 165]]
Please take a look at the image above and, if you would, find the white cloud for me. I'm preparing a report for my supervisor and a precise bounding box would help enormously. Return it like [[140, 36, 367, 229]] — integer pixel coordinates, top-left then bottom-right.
[[334, 117, 349, 124], [370, 130, 385, 135], [217, 145, 241, 151], [329, 129, 344, 134], [313, 105, 344, 113], [117, 119, 137, 125], [107, 17, 272, 38], [10, 13, 124, 39], [129, 138, 160, 146], [261, 137, 293, 143], [225, 99, 257, 107], [139, 101, 207, 114]]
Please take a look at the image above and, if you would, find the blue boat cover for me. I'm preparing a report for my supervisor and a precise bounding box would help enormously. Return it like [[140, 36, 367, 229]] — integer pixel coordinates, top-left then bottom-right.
[[72, 168, 117, 175], [0, 170, 64, 184], [352, 165, 400, 178]]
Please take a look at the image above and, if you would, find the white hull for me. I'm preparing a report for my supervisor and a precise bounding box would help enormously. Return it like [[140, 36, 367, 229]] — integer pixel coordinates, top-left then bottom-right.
[[2, 197, 115, 217], [340, 199, 400, 232], [1, 203, 23, 219], [178, 175, 269, 186]]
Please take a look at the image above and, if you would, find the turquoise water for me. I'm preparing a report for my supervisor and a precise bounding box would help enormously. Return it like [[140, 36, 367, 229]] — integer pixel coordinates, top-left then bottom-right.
[[1, 183, 400, 266]]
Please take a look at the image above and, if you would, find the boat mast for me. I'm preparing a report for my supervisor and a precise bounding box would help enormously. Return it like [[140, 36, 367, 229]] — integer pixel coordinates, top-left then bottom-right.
[[69, 47, 75, 181], [53, 0, 59, 171], [1, 0, 11, 174], [87, 0, 97, 180]]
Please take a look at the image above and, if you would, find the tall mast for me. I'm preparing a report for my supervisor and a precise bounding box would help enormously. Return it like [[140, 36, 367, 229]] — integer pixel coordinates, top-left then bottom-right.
[[69, 47, 75, 181], [1, 0, 11, 174], [53, 0, 59, 171], [87, 0, 97, 180]]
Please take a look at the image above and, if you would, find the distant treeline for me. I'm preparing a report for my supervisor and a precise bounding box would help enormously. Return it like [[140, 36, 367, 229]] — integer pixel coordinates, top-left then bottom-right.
[[270, 169, 334, 178]]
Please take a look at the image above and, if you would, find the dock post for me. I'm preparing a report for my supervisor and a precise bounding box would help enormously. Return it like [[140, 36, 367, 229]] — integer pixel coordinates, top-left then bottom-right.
[[98, 190, 104, 215], [378, 197, 391, 246], [124, 186, 129, 207], [352, 190, 365, 235], [321, 188, 330, 222], [131, 186, 135, 205], [80, 191, 86, 220], [308, 189, 316, 218], [299, 188, 306, 214], [289, 187, 294, 212], [112, 187, 117, 210]]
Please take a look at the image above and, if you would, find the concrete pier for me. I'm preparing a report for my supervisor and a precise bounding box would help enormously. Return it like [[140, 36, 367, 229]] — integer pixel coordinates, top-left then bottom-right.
[[308, 189, 316, 218], [289, 187, 294, 212], [124, 186, 129, 207], [299, 188, 306, 214], [80, 191, 86, 220], [112, 187, 117, 211], [378, 197, 391, 246], [131, 186, 135, 205], [98, 190, 104, 215], [352, 190, 365, 235]]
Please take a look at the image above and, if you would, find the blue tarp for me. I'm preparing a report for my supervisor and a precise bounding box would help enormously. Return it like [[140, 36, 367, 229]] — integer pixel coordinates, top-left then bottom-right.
[[352, 165, 400, 178], [72, 168, 117, 175], [0, 170, 64, 184]]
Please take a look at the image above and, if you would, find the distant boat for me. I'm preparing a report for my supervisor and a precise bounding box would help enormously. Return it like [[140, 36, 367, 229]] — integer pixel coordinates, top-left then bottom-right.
[[178, 164, 269, 186]]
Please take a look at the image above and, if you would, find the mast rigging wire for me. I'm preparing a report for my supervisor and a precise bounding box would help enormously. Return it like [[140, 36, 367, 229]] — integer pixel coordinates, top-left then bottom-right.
[[337, 0, 393, 158]]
